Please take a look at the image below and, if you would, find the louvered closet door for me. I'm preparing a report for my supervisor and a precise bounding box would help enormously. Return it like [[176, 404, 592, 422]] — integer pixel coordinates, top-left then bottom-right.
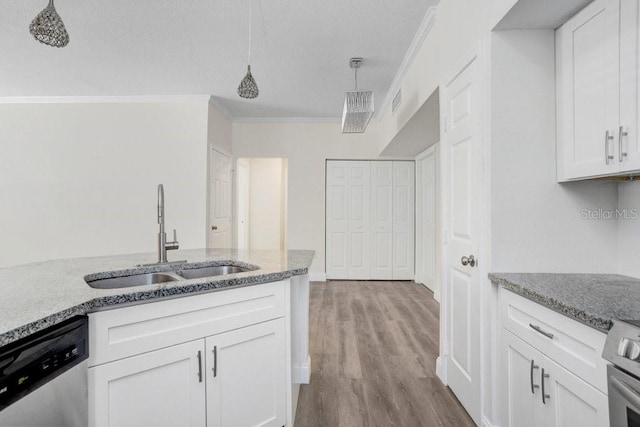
[[370, 162, 393, 280]]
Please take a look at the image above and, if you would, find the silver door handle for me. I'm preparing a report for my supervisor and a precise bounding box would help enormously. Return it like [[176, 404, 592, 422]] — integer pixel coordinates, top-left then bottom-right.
[[461, 255, 476, 267], [620, 126, 628, 162], [212, 345, 217, 378], [529, 323, 554, 340], [530, 360, 539, 394], [197, 350, 202, 383], [541, 368, 550, 404], [211, 225, 218, 231], [605, 130, 614, 165]]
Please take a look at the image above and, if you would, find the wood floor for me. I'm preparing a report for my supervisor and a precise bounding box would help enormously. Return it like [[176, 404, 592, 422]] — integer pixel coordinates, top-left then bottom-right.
[[294, 280, 475, 427]]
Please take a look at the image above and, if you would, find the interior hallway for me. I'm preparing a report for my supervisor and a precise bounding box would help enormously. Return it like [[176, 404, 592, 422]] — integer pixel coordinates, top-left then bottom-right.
[[295, 280, 475, 427]]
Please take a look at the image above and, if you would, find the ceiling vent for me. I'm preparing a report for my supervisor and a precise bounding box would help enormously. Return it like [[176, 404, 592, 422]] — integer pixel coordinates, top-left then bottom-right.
[[342, 58, 374, 134]]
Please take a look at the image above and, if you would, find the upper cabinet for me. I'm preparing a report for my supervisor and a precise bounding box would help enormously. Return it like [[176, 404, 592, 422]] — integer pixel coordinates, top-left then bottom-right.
[[557, 0, 640, 181]]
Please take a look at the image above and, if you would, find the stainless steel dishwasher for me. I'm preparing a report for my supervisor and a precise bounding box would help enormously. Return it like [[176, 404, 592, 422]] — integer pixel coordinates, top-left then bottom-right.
[[0, 316, 88, 427]]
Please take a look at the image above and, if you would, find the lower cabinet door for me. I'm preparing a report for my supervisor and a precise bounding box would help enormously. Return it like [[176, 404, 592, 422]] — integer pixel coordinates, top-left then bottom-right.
[[542, 355, 609, 427], [89, 340, 206, 427], [502, 330, 545, 427], [206, 319, 286, 427]]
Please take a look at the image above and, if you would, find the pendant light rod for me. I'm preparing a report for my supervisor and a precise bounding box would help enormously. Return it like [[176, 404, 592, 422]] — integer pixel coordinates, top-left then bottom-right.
[[247, 0, 253, 65]]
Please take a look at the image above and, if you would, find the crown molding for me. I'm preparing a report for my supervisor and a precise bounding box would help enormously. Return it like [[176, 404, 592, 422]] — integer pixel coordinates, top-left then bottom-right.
[[233, 117, 341, 124], [374, 5, 437, 121], [207, 96, 235, 120], [0, 95, 211, 104]]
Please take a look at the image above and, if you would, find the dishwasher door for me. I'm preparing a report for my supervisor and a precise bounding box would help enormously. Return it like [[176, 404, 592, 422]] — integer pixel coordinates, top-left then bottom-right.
[[0, 360, 88, 427]]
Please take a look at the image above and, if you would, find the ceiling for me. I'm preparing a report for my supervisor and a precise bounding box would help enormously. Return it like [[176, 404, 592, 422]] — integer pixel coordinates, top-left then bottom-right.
[[1, 0, 437, 119]]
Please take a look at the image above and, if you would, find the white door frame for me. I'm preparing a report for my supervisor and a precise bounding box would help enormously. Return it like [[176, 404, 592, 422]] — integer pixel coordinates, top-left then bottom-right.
[[437, 40, 491, 426], [415, 144, 439, 299]]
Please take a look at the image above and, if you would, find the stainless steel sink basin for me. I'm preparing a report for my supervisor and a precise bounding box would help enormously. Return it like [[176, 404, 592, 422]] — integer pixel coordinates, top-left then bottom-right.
[[175, 265, 250, 280], [86, 272, 180, 289]]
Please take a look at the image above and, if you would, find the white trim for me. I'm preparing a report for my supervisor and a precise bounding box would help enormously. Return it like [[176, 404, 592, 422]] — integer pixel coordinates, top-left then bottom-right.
[[208, 96, 234, 120], [234, 117, 341, 124], [374, 6, 438, 121], [436, 356, 445, 384], [0, 95, 211, 104], [292, 356, 311, 384], [309, 272, 326, 282], [481, 416, 495, 427], [434, 289, 441, 302]]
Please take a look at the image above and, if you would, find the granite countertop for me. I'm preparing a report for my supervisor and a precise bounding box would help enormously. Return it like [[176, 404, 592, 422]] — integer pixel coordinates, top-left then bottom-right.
[[0, 248, 314, 347], [489, 273, 640, 332]]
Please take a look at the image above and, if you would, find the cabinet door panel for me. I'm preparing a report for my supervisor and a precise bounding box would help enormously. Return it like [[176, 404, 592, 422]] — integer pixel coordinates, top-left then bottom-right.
[[620, 0, 640, 171], [542, 355, 609, 427], [89, 340, 205, 427], [557, 0, 620, 180], [502, 330, 544, 427], [206, 319, 286, 427]]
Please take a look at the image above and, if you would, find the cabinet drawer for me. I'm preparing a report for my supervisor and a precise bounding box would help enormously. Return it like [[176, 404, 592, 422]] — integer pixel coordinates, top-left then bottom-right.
[[89, 280, 286, 366], [500, 288, 608, 393]]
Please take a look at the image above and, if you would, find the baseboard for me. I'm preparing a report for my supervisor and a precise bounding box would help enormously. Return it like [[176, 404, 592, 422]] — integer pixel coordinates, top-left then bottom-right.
[[434, 289, 441, 302], [293, 356, 311, 384], [481, 415, 496, 427], [436, 356, 445, 384], [309, 273, 326, 282]]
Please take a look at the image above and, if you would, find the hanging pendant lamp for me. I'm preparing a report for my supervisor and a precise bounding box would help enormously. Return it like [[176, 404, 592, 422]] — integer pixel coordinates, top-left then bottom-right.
[[342, 58, 374, 133], [238, 0, 259, 99], [29, 0, 69, 48]]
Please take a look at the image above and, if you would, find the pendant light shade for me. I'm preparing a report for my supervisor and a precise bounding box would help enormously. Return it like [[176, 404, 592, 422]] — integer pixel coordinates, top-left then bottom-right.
[[238, 65, 259, 99], [238, 0, 259, 99], [342, 58, 374, 134], [29, 0, 69, 48]]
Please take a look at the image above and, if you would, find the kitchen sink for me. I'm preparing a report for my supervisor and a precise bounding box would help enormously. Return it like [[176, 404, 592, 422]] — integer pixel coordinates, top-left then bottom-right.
[[86, 272, 180, 289], [85, 262, 257, 289], [175, 265, 251, 280]]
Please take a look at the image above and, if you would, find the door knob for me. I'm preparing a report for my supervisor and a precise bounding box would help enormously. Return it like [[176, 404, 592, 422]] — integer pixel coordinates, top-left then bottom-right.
[[211, 225, 218, 231], [461, 255, 476, 267]]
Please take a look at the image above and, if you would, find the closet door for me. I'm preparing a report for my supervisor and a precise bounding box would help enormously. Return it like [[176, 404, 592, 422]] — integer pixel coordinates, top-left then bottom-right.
[[392, 162, 415, 280], [370, 162, 393, 280], [326, 161, 371, 280]]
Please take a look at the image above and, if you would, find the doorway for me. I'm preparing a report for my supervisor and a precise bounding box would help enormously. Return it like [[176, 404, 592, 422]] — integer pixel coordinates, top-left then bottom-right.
[[236, 158, 288, 250]]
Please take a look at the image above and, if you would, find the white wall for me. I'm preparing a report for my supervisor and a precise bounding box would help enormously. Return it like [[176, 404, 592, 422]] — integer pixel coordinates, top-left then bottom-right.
[[490, 30, 619, 273], [0, 101, 209, 268], [617, 182, 640, 277], [247, 158, 286, 250], [232, 122, 390, 278]]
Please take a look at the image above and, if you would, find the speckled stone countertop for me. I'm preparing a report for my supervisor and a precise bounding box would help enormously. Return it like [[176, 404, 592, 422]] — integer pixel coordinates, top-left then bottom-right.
[[0, 249, 314, 347], [489, 273, 640, 332]]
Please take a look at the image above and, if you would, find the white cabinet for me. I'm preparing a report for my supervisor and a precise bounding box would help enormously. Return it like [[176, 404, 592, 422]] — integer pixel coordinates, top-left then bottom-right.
[[326, 160, 415, 280], [557, 0, 640, 180], [502, 330, 609, 427], [88, 280, 292, 427], [500, 289, 609, 427], [90, 340, 206, 427], [206, 320, 286, 427]]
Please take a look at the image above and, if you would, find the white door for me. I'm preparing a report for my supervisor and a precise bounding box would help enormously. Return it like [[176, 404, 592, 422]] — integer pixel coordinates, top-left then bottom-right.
[[205, 319, 287, 427], [557, 0, 620, 179], [392, 161, 415, 280], [347, 162, 371, 279], [416, 147, 437, 292], [620, 0, 640, 171], [502, 330, 545, 427], [209, 149, 232, 248], [236, 159, 250, 250], [442, 49, 483, 423], [370, 162, 393, 280], [326, 161, 349, 279], [89, 340, 206, 427]]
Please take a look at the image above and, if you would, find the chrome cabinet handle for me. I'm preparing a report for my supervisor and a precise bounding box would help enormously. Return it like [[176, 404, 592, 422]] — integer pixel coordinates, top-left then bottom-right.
[[605, 131, 614, 165], [541, 368, 550, 404], [197, 350, 202, 383], [530, 360, 540, 394], [620, 126, 628, 162], [461, 255, 476, 267], [529, 323, 554, 340], [212, 345, 217, 378]]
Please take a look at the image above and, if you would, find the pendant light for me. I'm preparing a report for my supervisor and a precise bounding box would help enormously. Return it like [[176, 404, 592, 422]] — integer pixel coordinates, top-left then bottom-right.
[[237, 0, 259, 99], [342, 58, 374, 133], [29, 0, 69, 48]]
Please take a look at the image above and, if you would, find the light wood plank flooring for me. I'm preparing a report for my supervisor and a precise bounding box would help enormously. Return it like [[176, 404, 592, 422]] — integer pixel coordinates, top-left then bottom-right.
[[294, 280, 475, 427]]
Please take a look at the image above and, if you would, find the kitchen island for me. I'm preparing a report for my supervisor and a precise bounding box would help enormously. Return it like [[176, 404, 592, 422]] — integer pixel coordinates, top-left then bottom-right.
[[0, 248, 313, 426]]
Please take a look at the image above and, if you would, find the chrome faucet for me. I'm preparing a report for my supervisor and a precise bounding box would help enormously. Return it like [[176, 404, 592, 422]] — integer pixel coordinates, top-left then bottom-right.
[[156, 184, 180, 263]]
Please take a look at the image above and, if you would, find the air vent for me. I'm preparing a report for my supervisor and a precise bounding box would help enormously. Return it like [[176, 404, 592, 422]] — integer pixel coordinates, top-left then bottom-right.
[[392, 89, 402, 114]]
